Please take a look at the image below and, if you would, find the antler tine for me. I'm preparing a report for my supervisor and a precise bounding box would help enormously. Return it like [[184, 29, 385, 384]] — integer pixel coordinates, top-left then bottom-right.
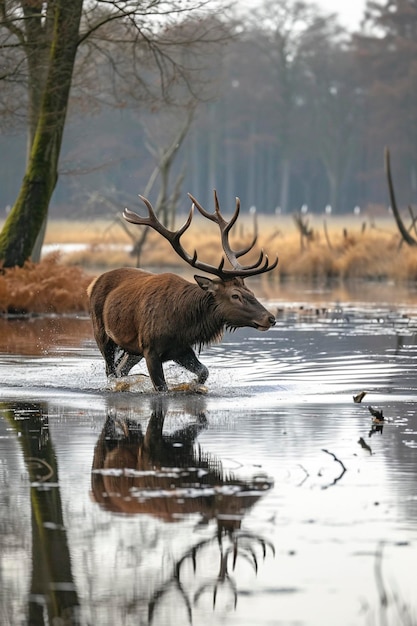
[[123, 195, 158, 227], [210, 251, 278, 278], [259, 254, 279, 274], [190, 190, 279, 277], [123, 195, 196, 266], [220, 192, 240, 233], [218, 194, 252, 269], [172, 203, 194, 244], [188, 191, 260, 272], [227, 253, 279, 277], [124, 191, 278, 279], [188, 190, 240, 231], [236, 234, 257, 259], [123, 206, 147, 225], [242, 249, 265, 270], [188, 192, 216, 222], [215, 193, 260, 261]]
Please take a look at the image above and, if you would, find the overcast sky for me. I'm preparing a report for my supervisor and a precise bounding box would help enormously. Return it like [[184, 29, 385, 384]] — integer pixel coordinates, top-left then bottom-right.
[[317, 0, 366, 30], [240, 0, 367, 31]]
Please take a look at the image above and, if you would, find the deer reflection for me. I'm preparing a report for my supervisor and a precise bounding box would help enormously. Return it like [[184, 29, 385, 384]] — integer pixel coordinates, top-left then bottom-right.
[[91, 397, 273, 522], [91, 397, 274, 622]]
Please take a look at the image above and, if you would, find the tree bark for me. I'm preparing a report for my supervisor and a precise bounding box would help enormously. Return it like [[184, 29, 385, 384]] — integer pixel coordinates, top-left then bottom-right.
[[22, 2, 54, 154], [4, 403, 80, 623], [0, 0, 83, 267]]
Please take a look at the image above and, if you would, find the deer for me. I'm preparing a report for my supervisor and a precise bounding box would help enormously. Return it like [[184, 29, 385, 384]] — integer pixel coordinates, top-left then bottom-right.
[[87, 191, 278, 391], [91, 397, 273, 520], [91, 398, 274, 618]]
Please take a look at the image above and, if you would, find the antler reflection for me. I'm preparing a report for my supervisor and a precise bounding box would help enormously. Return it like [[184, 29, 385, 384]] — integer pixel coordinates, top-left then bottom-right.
[[148, 528, 275, 623]]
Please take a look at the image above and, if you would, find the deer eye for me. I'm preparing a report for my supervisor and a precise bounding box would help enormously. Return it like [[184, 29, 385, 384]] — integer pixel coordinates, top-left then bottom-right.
[[231, 293, 240, 300]]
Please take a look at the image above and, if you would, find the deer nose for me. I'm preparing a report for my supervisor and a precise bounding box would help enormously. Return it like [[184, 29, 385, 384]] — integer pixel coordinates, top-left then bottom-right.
[[268, 315, 276, 326]]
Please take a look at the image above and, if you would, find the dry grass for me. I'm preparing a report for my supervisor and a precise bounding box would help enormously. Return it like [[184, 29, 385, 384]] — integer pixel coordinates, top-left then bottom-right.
[[44, 218, 131, 245], [0, 252, 92, 315], [49, 213, 414, 284], [0, 212, 415, 316], [276, 223, 400, 281]]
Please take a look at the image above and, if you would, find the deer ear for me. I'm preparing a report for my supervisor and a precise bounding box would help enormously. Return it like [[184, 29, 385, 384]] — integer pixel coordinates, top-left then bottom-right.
[[194, 275, 218, 292]]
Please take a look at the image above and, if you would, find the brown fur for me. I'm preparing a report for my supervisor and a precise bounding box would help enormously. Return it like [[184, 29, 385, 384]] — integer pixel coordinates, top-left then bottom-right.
[[88, 267, 275, 391], [91, 409, 272, 521]]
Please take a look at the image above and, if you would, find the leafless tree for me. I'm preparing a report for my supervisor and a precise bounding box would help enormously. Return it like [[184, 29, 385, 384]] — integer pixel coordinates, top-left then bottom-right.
[[0, 1, 231, 266]]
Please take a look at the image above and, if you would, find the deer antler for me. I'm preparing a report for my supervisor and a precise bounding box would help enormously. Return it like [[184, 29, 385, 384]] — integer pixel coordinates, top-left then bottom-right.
[[123, 191, 278, 279], [188, 190, 259, 269]]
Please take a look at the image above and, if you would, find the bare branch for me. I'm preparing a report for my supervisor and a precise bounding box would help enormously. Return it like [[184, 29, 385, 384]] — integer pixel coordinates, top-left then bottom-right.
[[385, 147, 417, 247]]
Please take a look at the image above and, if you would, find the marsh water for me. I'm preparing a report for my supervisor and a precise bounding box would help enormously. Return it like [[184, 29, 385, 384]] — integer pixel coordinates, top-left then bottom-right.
[[1, 280, 417, 626]]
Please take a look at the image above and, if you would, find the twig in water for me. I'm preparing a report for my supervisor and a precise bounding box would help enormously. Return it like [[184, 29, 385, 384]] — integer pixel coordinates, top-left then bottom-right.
[[321, 448, 347, 489]]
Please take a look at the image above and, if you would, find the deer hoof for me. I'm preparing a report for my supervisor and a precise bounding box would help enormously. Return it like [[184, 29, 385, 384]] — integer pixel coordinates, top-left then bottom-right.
[[170, 382, 208, 394]]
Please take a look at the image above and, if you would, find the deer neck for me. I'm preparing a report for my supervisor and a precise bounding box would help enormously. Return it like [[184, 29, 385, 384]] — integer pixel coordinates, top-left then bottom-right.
[[185, 285, 225, 347]]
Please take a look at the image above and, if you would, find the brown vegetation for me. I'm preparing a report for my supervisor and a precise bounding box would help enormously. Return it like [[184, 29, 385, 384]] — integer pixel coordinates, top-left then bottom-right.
[[1, 213, 417, 316], [277, 220, 413, 282], [0, 252, 91, 315], [49, 214, 417, 283]]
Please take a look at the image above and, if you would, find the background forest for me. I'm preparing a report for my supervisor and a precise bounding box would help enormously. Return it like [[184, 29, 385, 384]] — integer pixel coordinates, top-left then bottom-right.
[[1, 0, 416, 222]]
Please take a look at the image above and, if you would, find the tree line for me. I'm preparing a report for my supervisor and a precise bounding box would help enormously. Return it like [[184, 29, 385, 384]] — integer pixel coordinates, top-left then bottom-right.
[[0, 0, 416, 266]]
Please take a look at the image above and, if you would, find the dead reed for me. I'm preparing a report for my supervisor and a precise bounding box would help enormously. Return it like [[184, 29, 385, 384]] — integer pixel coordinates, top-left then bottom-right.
[[0, 213, 415, 316], [53, 214, 414, 284], [0, 252, 92, 315]]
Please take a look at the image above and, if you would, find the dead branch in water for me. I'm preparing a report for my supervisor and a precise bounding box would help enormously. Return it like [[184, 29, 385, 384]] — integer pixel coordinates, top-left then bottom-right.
[[321, 448, 347, 489]]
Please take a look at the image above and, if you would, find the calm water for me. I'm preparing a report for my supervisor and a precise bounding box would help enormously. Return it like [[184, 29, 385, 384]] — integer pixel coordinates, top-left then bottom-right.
[[1, 286, 417, 626]]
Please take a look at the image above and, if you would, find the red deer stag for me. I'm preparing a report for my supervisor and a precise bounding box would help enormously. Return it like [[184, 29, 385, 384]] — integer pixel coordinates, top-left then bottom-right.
[[91, 398, 273, 520], [87, 191, 278, 391]]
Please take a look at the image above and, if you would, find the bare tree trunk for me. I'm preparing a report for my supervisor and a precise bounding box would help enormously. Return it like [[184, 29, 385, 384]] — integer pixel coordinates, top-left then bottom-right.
[[327, 169, 338, 212], [23, 2, 54, 155], [0, 1, 83, 267], [31, 217, 48, 262], [23, 3, 57, 263], [129, 108, 194, 265]]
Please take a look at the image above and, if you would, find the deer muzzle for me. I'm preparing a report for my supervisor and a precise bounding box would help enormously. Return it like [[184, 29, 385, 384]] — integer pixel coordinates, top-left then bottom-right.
[[253, 313, 276, 331]]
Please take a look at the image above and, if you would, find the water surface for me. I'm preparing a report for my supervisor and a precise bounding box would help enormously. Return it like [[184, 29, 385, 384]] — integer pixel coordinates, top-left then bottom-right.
[[1, 292, 417, 626]]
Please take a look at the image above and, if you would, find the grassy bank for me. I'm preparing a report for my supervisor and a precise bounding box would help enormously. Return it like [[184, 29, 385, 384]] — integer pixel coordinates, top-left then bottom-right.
[[0, 253, 92, 315], [0, 212, 415, 315], [44, 213, 417, 282]]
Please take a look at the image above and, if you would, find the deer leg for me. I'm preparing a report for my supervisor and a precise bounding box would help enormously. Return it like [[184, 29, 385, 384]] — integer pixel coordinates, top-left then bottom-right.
[[174, 348, 209, 384], [114, 350, 142, 377], [144, 351, 168, 392], [102, 338, 118, 377]]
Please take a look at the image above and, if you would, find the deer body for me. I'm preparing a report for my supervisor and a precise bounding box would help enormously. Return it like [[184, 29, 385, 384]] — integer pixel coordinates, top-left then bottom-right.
[[88, 191, 278, 391], [88, 267, 275, 391], [91, 402, 272, 519]]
